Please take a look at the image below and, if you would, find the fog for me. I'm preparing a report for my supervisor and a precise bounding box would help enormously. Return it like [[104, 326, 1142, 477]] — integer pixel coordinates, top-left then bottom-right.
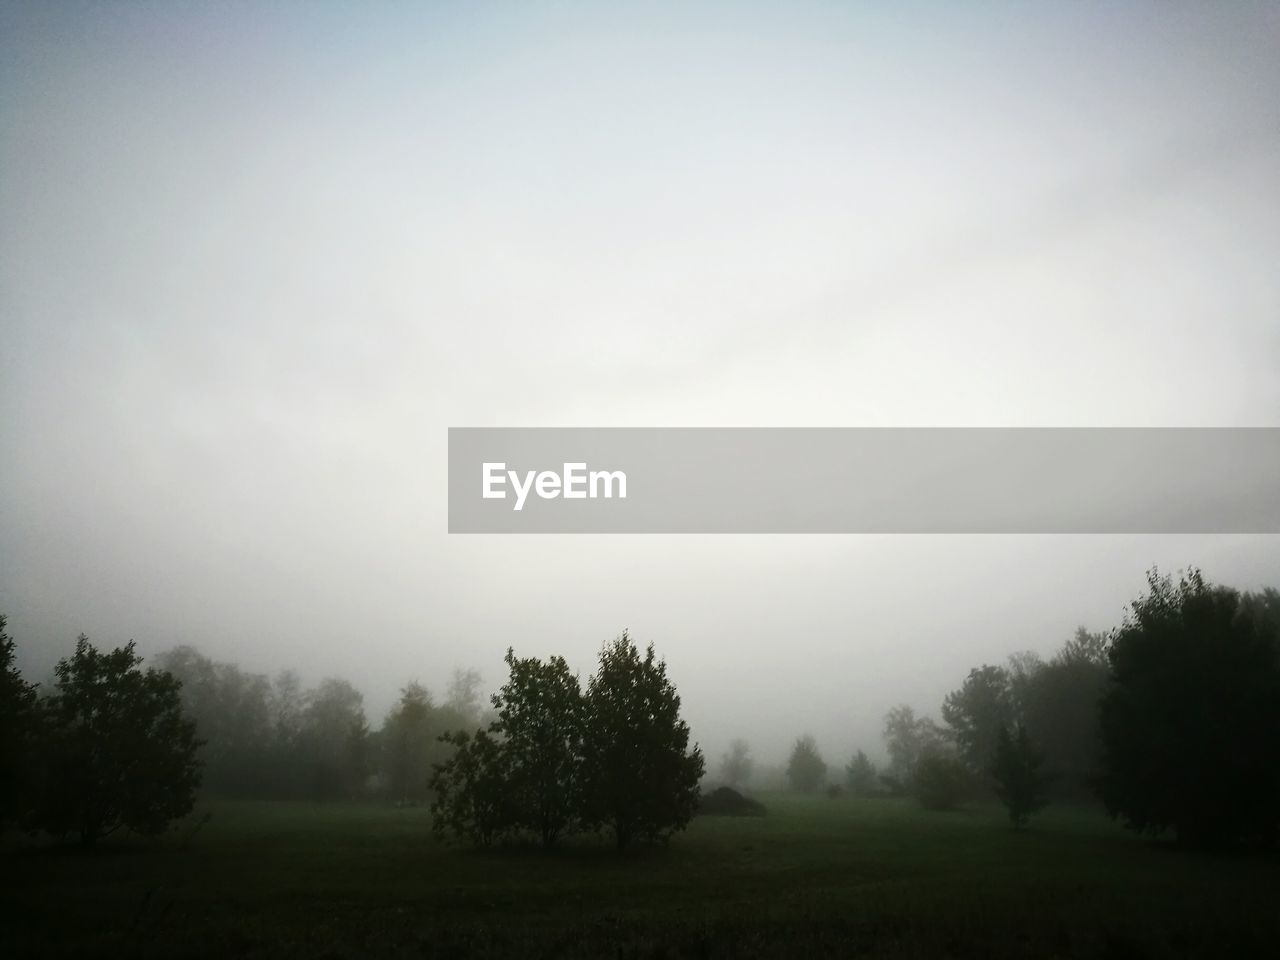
[[2, 1, 1278, 767]]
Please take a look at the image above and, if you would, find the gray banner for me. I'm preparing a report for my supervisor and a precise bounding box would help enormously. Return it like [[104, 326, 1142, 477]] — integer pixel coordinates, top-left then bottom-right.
[[447, 428, 1280, 533]]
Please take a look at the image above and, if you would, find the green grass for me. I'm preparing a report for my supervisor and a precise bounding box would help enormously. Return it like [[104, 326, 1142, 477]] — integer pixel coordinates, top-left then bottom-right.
[[2, 795, 1276, 958]]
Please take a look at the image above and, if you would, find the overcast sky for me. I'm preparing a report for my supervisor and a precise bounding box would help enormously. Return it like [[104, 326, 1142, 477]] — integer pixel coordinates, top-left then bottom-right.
[[2, 1, 1278, 766]]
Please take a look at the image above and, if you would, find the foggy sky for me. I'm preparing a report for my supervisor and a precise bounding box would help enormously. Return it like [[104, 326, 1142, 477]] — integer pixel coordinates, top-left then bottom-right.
[[2, 1, 1278, 767]]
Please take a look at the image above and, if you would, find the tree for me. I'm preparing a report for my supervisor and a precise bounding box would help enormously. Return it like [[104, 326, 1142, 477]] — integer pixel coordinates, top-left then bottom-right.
[[31, 635, 202, 844], [297, 678, 369, 800], [786, 735, 827, 793], [155, 646, 274, 797], [882, 704, 947, 785], [720, 738, 752, 787], [1019, 630, 1109, 801], [580, 631, 704, 851], [381, 681, 436, 803], [845, 749, 878, 797], [941, 665, 1013, 773], [429, 728, 514, 846], [912, 750, 968, 811], [0, 615, 39, 835], [1099, 568, 1280, 847], [445, 668, 485, 724], [492, 648, 584, 848], [991, 724, 1048, 828]]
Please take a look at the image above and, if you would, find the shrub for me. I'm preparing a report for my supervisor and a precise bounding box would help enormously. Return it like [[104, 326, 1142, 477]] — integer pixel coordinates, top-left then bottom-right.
[[913, 752, 968, 811]]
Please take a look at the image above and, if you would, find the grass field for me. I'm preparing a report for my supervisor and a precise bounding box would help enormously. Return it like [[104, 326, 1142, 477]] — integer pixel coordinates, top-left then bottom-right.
[[2, 795, 1277, 958]]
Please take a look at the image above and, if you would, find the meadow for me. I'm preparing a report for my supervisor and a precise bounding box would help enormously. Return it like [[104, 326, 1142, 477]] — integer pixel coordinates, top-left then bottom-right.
[[2, 795, 1276, 959]]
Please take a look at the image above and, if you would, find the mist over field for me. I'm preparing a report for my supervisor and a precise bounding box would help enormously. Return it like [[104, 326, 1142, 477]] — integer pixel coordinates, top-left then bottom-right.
[[3, 1, 1277, 768]]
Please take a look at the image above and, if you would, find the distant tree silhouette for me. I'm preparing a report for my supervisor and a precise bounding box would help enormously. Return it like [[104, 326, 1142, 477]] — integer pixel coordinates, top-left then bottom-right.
[[882, 705, 947, 784], [381, 681, 436, 803], [445, 668, 486, 724], [991, 724, 1048, 828], [1018, 630, 1109, 800], [31, 635, 201, 845], [0, 615, 39, 836], [845, 749, 878, 797], [786, 735, 827, 793], [297, 677, 369, 800], [1099, 569, 1280, 847], [912, 750, 968, 811], [580, 631, 704, 851], [154, 646, 273, 797], [720, 738, 752, 787]]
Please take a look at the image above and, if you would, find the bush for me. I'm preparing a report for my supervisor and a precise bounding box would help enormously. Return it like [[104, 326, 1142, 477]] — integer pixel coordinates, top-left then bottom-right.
[[913, 752, 968, 811], [429, 729, 514, 846], [29, 636, 202, 844], [697, 786, 766, 817]]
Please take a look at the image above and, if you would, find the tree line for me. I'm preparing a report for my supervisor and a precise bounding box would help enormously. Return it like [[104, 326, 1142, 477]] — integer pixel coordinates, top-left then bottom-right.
[[726, 569, 1280, 845], [0, 619, 704, 851], [4, 565, 1278, 849]]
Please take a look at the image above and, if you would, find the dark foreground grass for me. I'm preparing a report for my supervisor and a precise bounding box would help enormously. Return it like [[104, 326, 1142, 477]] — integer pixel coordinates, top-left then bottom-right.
[[2, 795, 1277, 958]]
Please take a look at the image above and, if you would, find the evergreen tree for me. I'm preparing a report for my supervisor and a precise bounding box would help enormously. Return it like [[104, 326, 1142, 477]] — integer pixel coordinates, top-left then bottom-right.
[[991, 724, 1049, 828]]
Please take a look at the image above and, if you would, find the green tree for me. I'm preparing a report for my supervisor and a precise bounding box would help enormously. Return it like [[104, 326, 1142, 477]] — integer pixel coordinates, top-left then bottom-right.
[[0, 615, 39, 835], [1099, 568, 1280, 847], [297, 677, 369, 800], [154, 646, 274, 797], [845, 749, 878, 797], [429, 728, 514, 846], [912, 750, 968, 811], [991, 724, 1049, 828], [381, 681, 436, 803], [493, 648, 585, 848], [32, 635, 202, 845], [882, 704, 947, 789], [580, 631, 704, 851], [941, 664, 1014, 773], [786, 734, 827, 792], [1019, 629, 1109, 801]]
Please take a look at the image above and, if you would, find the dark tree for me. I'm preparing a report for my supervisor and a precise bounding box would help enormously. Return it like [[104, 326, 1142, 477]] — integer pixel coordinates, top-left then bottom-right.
[[1099, 569, 1280, 847], [32, 635, 202, 845], [580, 631, 704, 851], [297, 677, 369, 800], [845, 749, 878, 797], [1019, 629, 1109, 801], [493, 648, 585, 848], [786, 735, 828, 792], [380, 681, 436, 803], [991, 724, 1048, 828], [0, 615, 39, 836], [942, 664, 1014, 773], [430, 728, 514, 846], [912, 750, 969, 811], [720, 738, 752, 787]]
